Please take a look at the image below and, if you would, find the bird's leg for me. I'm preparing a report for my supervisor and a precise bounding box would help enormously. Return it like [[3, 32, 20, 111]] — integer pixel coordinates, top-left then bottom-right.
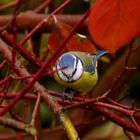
[[62, 88, 75, 102]]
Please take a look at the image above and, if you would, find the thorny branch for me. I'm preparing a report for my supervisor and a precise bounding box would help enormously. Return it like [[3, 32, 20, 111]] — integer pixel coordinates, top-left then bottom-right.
[[0, 13, 88, 33], [0, 33, 80, 139], [0, 1, 89, 139], [0, 35, 140, 135], [0, 116, 37, 136]]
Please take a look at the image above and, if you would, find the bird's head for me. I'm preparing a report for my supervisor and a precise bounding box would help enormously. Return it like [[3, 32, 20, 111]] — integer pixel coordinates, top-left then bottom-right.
[[55, 53, 83, 82]]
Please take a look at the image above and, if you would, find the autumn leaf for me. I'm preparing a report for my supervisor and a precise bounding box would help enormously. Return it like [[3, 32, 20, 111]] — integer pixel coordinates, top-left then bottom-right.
[[48, 21, 96, 65], [88, 0, 140, 53]]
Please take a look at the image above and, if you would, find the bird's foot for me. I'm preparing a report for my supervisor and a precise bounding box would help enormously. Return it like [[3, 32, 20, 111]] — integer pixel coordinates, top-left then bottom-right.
[[62, 88, 75, 102]]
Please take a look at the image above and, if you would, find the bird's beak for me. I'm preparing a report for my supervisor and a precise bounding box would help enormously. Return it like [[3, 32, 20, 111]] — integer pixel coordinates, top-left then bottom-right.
[[96, 50, 108, 60]]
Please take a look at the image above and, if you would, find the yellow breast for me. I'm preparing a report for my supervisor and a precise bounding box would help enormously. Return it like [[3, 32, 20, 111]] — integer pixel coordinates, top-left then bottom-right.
[[54, 68, 98, 94]]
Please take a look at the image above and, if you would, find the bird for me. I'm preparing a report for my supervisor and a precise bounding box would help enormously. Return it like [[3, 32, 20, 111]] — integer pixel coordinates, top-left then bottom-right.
[[53, 50, 108, 101]]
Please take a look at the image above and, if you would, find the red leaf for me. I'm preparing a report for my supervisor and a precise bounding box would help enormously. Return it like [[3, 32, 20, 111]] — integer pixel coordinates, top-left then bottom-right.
[[88, 0, 140, 53], [48, 21, 96, 65]]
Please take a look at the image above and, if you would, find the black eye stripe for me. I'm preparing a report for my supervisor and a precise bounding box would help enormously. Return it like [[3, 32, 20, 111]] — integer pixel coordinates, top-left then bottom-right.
[[75, 55, 84, 70], [62, 70, 69, 79], [70, 56, 78, 78]]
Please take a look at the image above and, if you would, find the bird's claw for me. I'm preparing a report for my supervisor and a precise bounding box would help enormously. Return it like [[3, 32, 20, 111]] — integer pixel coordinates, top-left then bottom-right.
[[62, 88, 75, 102]]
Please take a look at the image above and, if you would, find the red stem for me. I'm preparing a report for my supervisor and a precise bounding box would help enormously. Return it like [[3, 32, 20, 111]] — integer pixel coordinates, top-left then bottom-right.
[[1, 31, 43, 67], [33, 0, 54, 13], [0, 60, 7, 69], [94, 102, 133, 116], [0, 93, 37, 100], [0, 10, 88, 115], [131, 115, 140, 132], [0, 76, 11, 85], [20, 0, 73, 45], [94, 105, 140, 135], [0, 1, 17, 12]]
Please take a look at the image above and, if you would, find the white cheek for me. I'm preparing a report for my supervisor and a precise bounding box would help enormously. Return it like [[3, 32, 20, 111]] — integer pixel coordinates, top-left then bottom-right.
[[72, 60, 83, 81], [62, 68, 73, 76], [58, 70, 69, 81]]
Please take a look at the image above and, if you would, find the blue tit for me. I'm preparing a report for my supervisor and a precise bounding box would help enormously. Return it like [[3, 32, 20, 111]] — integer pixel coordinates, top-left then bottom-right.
[[53, 51, 108, 100]]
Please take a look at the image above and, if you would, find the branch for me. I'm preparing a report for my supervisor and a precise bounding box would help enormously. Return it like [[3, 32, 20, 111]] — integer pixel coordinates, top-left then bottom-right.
[[0, 12, 87, 33], [0, 37, 80, 139], [0, 116, 37, 136], [93, 105, 140, 135], [0, 1, 17, 12], [91, 42, 140, 98]]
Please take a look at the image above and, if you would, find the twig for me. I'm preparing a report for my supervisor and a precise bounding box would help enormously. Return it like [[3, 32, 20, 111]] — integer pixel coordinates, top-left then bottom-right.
[[0, 2, 77, 69], [0, 60, 7, 69], [0, 1, 17, 12], [9, 110, 26, 123], [10, 0, 24, 71], [1, 31, 43, 67], [0, 76, 11, 85], [91, 41, 140, 99], [20, 0, 73, 45], [31, 94, 41, 126], [10, 74, 34, 80], [0, 14, 87, 33], [131, 115, 140, 133], [0, 37, 80, 140], [0, 8, 90, 116], [94, 102, 133, 116], [0, 116, 37, 136], [0, 92, 37, 100], [31, 94, 41, 140], [124, 129, 136, 140], [94, 105, 140, 135], [62, 91, 108, 111], [34, 0, 54, 13]]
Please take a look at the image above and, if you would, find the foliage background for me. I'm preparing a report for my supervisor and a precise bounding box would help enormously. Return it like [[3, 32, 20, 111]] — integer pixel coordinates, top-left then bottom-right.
[[0, 0, 140, 140]]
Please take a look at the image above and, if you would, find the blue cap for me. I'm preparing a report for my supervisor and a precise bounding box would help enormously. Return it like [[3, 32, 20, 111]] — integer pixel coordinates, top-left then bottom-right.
[[59, 54, 76, 69]]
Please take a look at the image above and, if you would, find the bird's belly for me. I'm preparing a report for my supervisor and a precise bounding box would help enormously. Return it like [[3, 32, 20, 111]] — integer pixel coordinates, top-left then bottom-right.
[[54, 70, 98, 94]]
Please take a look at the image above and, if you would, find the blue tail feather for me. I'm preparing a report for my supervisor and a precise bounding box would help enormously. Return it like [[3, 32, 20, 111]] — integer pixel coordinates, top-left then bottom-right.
[[96, 50, 108, 60]]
